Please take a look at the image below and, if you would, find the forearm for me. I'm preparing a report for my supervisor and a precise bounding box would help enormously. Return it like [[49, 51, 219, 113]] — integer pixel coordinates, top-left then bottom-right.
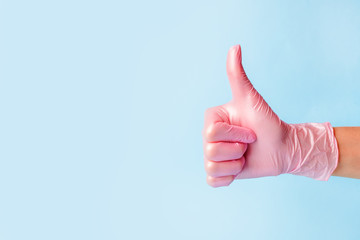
[[332, 127, 360, 179]]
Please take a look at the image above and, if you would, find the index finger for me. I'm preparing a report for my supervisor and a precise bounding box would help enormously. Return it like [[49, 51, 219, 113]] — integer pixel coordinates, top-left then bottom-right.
[[203, 106, 257, 143]]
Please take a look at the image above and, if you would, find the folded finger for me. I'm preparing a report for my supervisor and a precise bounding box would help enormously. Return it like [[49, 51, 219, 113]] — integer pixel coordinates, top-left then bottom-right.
[[207, 175, 235, 188], [204, 122, 256, 143], [204, 157, 245, 177], [204, 142, 247, 161]]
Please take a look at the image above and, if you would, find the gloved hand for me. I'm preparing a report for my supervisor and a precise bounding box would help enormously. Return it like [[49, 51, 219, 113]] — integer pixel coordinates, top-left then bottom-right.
[[203, 45, 339, 187]]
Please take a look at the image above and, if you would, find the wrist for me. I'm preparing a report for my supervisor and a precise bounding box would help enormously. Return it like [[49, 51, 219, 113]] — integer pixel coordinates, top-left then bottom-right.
[[332, 127, 360, 178]]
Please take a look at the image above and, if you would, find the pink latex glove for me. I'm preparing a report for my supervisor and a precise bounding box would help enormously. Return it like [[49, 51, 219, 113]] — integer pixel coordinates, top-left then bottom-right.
[[203, 45, 339, 187]]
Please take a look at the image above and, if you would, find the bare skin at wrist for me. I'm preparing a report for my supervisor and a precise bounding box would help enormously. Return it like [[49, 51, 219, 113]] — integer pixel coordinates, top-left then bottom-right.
[[332, 127, 360, 179]]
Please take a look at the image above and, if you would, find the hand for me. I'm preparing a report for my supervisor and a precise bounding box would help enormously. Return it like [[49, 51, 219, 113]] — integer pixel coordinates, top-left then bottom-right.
[[203, 45, 338, 187]]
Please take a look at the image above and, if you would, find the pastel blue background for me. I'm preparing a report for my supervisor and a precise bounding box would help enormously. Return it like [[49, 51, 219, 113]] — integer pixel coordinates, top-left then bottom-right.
[[1, 0, 360, 239]]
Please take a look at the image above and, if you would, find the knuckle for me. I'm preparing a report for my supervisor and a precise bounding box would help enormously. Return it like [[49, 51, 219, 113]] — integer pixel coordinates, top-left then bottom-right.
[[205, 161, 218, 176], [234, 161, 243, 174], [204, 143, 217, 160], [235, 142, 247, 153], [205, 124, 216, 141], [206, 176, 219, 188]]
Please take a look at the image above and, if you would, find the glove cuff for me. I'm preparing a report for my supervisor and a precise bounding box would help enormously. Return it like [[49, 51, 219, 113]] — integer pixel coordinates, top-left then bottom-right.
[[287, 122, 339, 181]]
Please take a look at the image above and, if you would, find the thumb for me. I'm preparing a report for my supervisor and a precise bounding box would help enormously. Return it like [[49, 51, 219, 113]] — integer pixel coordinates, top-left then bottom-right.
[[226, 45, 281, 127], [226, 45, 254, 102]]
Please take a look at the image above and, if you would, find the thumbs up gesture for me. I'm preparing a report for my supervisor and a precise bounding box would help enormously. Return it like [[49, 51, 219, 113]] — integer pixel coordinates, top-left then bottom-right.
[[203, 45, 339, 187]]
